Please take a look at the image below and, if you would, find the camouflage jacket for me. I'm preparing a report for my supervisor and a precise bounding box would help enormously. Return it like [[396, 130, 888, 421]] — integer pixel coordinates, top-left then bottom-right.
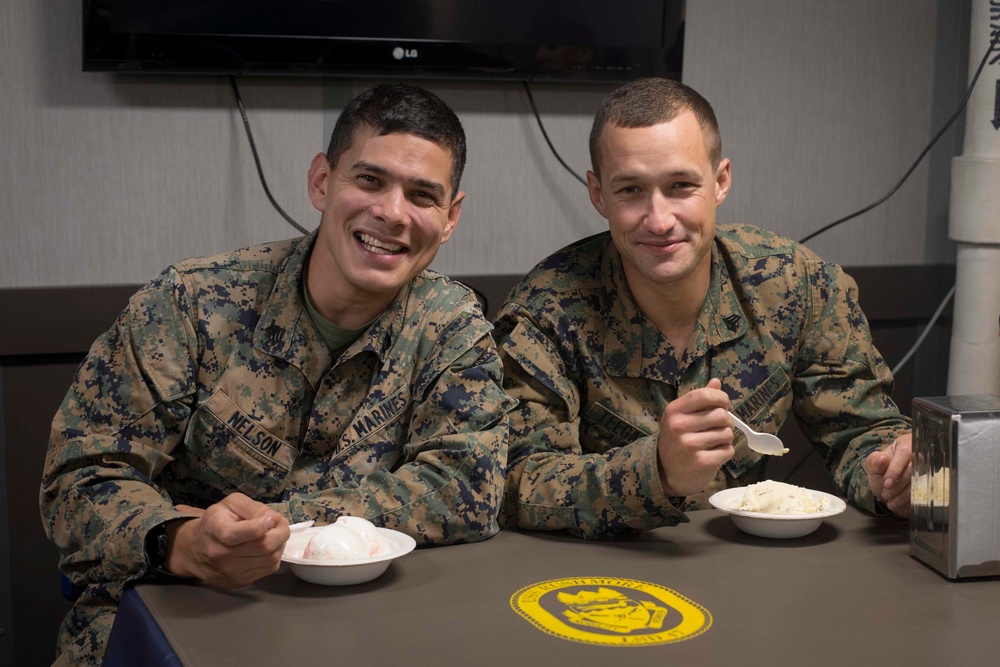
[[41, 232, 513, 664], [493, 225, 910, 539]]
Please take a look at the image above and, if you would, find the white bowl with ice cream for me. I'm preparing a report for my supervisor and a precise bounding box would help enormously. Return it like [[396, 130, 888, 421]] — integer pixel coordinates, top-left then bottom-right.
[[281, 516, 417, 585], [709, 480, 847, 539]]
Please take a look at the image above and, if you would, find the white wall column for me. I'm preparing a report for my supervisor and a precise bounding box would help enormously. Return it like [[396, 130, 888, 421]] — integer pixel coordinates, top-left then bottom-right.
[[947, 0, 1000, 395]]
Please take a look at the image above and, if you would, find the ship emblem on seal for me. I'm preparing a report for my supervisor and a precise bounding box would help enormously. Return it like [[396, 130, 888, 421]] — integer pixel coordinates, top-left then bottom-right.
[[510, 577, 712, 647]]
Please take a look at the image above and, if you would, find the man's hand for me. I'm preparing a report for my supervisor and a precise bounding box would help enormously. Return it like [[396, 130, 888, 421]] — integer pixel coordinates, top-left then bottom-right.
[[864, 433, 913, 518], [164, 493, 290, 589], [656, 378, 735, 498]]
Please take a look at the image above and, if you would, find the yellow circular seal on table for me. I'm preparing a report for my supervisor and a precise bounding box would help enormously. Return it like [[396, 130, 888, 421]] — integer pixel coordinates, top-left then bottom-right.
[[510, 577, 711, 646]]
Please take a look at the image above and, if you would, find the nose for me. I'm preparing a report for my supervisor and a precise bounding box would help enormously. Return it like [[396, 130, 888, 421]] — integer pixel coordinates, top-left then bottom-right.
[[643, 189, 675, 235], [370, 187, 408, 228]]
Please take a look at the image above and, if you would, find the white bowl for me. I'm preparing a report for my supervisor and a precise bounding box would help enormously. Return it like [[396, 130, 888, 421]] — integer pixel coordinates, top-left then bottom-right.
[[281, 526, 416, 585], [708, 486, 847, 539]]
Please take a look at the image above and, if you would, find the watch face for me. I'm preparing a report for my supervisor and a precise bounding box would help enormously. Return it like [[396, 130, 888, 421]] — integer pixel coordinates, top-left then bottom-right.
[[156, 531, 170, 559], [147, 526, 170, 568]]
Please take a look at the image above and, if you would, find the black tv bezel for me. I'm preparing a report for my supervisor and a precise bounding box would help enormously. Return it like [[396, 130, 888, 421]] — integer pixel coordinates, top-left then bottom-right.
[[83, 0, 685, 83]]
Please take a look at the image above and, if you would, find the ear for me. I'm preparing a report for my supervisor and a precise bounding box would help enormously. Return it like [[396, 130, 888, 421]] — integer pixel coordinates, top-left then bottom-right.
[[586, 171, 607, 218], [440, 191, 464, 244], [307, 153, 331, 212], [714, 158, 732, 208]]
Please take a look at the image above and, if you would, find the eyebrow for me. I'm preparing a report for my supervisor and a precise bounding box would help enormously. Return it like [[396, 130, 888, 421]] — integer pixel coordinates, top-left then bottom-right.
[[352, 161, 448, 199], [607, 169, 701, 185]]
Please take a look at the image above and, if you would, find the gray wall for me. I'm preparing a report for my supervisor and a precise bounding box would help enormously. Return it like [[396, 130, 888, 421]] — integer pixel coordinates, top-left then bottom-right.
[[0, 2, 970, 664], [1, 1, 324, 288], [1, 0, 968, 290]]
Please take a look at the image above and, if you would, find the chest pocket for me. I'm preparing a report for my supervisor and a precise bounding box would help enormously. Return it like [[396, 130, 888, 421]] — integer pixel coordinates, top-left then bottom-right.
[[725, 367, 791, 479], [581, 402, 652, 452], [184, 389, 299, 499]]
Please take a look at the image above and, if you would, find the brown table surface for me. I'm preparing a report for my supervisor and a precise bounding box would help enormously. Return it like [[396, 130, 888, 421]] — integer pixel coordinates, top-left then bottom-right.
[[127, 507, 1000, 666]]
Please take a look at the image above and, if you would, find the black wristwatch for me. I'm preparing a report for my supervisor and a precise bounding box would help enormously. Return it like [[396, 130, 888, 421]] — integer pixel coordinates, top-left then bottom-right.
[[145, 523, 171, 575]]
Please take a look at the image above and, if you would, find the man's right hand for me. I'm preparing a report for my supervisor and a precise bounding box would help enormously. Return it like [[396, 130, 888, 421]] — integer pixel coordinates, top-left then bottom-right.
[[164, 493, 290, 589], [656, 378, 735, 498]]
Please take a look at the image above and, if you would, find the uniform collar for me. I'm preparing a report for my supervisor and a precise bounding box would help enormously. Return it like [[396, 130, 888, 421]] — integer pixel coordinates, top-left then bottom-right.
[[254, 231, 406, 388], [603, 237, 746, 382]]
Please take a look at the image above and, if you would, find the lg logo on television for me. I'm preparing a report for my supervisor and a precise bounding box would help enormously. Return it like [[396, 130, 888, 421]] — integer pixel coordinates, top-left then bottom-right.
[[392, 47, 418, 60]]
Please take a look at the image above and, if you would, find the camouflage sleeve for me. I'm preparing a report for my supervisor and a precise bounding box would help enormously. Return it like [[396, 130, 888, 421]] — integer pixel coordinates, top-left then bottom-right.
[[40, 269, 199, 590], [793, 260, 911, 513], [494, 303, 686, 539], [283, 330, 516, 545]]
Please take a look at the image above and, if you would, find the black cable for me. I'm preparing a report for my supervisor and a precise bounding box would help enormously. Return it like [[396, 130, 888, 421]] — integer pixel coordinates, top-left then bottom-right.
[[891, 284, 955, 376], [229, 76, 310, 235], [523, 81, 588, 187], [798, 27, 1000, 244]]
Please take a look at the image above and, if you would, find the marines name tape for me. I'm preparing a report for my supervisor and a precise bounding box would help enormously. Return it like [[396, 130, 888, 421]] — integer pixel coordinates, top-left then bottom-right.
[[510, 577, 711, 647]]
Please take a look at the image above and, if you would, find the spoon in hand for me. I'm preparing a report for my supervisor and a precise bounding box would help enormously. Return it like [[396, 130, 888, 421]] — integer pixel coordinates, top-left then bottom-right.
[[729, 412, 789, 456]]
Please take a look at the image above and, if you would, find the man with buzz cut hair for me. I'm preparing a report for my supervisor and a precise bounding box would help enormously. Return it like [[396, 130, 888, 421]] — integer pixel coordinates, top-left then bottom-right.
[[41, 83, 514, 665], [493, 77, 913, 539]]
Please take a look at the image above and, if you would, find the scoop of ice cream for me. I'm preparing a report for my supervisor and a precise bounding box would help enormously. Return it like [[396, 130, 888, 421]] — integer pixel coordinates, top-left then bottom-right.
[[334, 516, 390, 557], [736, 480, 830, 515], [302, 524, 368, 561], [301, 516, 390, 561]]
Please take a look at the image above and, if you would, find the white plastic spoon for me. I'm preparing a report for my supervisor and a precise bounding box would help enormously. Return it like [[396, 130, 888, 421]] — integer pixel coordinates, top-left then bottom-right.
[[729, 412, 789, 456]]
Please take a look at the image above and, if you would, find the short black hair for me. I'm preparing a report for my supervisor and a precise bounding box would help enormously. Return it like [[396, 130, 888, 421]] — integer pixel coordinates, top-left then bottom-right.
[[589, 78, 721, 175], [326, 84, 467, 198]]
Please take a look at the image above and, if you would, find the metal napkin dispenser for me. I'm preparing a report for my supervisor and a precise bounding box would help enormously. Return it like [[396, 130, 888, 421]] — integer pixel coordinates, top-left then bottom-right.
[[910, 395, 1000, 579]]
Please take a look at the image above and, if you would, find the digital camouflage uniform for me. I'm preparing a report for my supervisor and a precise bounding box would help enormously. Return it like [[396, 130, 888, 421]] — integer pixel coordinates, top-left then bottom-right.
[[41, 232, 514, 665], [493, 225, 910, 539]]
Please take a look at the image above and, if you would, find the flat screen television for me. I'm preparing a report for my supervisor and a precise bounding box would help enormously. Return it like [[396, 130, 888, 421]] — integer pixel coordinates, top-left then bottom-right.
[[83, 0, 685, 83]]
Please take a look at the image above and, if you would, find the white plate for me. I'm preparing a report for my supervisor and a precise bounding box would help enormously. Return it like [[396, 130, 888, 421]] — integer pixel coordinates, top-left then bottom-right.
[[708, 486, 847, 539], [281, 526, 416, 585]]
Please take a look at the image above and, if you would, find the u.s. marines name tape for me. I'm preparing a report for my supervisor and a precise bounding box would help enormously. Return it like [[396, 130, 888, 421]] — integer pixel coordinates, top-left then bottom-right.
[[510, 577, 711, 647]]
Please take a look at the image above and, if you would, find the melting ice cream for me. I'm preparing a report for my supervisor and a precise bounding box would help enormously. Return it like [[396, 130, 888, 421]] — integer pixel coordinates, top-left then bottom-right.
[[302, 516, 391, 561], [736, 480, 831, 515]]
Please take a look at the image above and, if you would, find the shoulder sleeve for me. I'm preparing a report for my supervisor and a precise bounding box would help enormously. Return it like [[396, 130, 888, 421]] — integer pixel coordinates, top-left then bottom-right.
[[41, 268, 200, 588], [793, 258, 911, 513]]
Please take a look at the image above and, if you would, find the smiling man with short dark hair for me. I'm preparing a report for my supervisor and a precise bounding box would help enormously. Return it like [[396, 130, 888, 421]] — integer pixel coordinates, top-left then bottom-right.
[[41, 83, 513, 666]]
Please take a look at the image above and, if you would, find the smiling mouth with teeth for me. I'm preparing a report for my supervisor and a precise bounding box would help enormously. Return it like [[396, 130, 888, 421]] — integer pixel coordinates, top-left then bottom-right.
[[356, 232, 406, 255]]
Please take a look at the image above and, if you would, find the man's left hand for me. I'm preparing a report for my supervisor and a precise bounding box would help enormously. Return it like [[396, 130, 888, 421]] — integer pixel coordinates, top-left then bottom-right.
[[864, 433, 912, 518]]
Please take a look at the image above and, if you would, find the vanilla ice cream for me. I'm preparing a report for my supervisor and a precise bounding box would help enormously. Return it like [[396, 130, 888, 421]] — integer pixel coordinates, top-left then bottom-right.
[[736, 480, 831, 515], [302, 516, 391, 561]]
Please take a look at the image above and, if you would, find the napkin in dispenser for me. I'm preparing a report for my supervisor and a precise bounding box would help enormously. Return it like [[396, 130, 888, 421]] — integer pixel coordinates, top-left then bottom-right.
[[910, 395, 1000, 579]]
